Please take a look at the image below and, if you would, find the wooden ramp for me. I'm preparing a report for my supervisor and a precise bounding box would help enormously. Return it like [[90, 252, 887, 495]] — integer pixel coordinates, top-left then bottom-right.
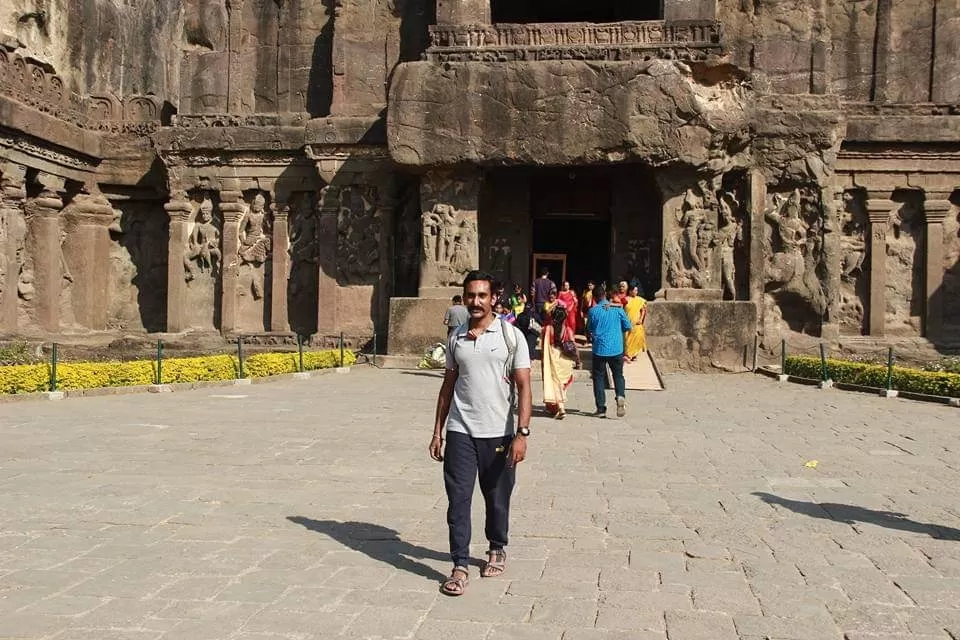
[[618, 351, 665, 391]]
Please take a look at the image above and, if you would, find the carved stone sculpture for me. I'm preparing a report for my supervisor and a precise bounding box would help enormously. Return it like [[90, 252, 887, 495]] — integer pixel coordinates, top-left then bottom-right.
[[764, 190, 808, 289], [717, 192, 744, 300], [422, 203, 477, 287], [238, 192, 271, 300], [184, 197, 221, 281], [337, 185, 381, 285], [668, 186, 717, 289], [839, 192, 866, 282]]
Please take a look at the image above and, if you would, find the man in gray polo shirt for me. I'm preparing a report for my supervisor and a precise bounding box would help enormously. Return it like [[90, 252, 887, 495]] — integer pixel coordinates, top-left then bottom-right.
[[429, 270, 533, 597]]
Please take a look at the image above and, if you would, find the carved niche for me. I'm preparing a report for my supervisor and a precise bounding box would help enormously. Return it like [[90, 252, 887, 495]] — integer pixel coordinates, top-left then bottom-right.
[[420, 172, 480, 289], [337, 185, 381, 285], [836, 190, 867, 334], [237, 190, 272, 301], [184, 194, 222, 282], [885, 192, 924, 335], [287, 191, 319, 336]]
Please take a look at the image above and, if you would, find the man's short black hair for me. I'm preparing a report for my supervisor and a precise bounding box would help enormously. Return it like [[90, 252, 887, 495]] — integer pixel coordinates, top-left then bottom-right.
[[540, 267, 549, 277], [595, 286, 607, 299], [452, 295, 463, 304], [462, 270, 496, 291]]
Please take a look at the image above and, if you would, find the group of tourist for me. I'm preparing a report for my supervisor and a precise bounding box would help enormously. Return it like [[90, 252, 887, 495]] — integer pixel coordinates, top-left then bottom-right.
[[430, 268, 647, 598], [442, 268, 648, 420]]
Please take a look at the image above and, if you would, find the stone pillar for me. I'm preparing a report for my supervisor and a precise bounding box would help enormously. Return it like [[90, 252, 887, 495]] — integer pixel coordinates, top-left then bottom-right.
[[436, 0, 490, 25], [865, 197, 894, 337], [226, 0, 247, 114], [820, 187, 844, 340], [922, 195, 954, 341], [62, 191, 114, 330], [0, 163, 27, 331], [270, 201, 290, 332], [24, 172, 66, 333], [316, 185, 340, 334], [376, 187, 397, 338], [219, 183, 244, 334], [164, 192, 192, 333], [419, 167, 482, 298], [748, 169, 767, 303]]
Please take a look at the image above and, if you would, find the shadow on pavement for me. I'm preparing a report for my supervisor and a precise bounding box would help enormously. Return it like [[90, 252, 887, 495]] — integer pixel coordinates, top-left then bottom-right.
[[399, 371, 444, 378], [287, 517, 449, 581], [753, 492, 960, 541]]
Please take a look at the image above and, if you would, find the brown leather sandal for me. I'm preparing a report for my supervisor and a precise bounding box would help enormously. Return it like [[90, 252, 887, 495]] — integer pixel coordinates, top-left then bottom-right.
[[481, 549, 506, 578], [440, 566, 469, 596]]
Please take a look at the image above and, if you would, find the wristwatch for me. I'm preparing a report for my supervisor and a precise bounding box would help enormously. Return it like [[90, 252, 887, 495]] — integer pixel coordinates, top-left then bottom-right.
[[517, 426, 531, 437]]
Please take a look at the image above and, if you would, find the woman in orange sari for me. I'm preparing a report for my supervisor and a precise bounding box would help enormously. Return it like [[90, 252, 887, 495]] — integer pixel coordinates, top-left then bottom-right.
[[557, 281, 579, 338], [541, 304, 576, 419]]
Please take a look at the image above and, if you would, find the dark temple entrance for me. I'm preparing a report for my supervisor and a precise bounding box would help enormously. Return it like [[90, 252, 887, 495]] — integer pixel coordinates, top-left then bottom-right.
[[531, 167, 613, 292], [479, 165, 662, 299]]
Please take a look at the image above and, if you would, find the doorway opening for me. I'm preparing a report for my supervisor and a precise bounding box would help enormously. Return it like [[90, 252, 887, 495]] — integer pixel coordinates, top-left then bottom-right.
[[532, 219, 610, 294], [491, 0, 663, 24]]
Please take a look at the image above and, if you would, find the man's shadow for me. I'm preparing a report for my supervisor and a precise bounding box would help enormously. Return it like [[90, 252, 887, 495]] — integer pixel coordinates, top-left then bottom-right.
[[287, 517, 449, 581], [753, 492, 960, 541]]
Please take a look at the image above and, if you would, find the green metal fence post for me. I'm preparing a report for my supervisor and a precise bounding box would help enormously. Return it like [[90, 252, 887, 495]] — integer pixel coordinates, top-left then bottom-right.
[[886, 347, 894, 391], [49, 342, 58, 392], [781, 338, 786, 374], [237, 336, 245, 379], [297, 334, 304, 373], [339, 331, 344, 366], [819, 343, 828, 382], [156, 339, 163, 385]]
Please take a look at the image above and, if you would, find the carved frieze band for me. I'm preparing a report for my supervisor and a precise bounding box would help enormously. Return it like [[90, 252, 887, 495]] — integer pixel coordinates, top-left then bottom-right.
[[426, 20, 721, 62], [0, 45, 162, 133]]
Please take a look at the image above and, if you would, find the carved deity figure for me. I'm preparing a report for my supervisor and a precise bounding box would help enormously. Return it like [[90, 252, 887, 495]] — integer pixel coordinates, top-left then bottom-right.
[[839, 192, 866, 282], [669, 186, 717, 289], [422, 206, 443, 264], [184, 198, 221, 281], [765, 189, 807, 287], [450, 220, 476, 274], [239, 193, 271, 266], [489, 237, 512, 281], [717, 193, 744, 299]]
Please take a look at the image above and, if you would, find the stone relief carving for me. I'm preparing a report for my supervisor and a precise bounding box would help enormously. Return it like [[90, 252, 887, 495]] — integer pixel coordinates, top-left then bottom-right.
[[420, 172, 480, 289], [717, 192, 744, 300], [286, 191, 319, 336], [0, 45, 162, 132], [488, 237, 512, 284], [422, 204, 477, 286], [835, 191, 867, 333], [426, 21, 722, 62], [761, 187, 829, 335], [184, 197, 222, 282], [237, 191, 272, 301], [666, 185, 718, 289], [337, 185, 380, 285], [885, 195, 924, 335]]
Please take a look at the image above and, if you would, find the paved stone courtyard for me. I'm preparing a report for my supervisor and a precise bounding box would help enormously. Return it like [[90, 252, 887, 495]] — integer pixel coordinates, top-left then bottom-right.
[[1, 367, 959, 640]]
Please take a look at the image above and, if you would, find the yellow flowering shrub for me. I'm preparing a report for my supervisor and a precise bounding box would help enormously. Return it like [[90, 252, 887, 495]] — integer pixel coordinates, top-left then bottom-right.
[[0, 349, 355, 395], [785, 355, 960, 398]]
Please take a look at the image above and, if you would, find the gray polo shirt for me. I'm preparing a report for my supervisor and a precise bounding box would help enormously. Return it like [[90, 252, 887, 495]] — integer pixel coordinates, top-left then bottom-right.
[[445, 318, 532, 439]]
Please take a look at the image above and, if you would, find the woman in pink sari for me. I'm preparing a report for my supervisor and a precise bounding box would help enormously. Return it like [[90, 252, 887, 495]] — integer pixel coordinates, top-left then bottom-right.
[[557, 281, 579, 338]]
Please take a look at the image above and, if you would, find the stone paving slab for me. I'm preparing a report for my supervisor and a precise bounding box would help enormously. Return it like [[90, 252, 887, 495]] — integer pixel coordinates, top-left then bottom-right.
[[0, 368, 959, 639]]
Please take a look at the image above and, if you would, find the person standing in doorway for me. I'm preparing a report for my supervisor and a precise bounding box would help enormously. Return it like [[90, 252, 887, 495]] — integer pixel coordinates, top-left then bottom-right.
[[429, 271, 533, 597], [580, 280, 596, 341], [443, 295, 470, 339], [531, 267, 557, 323], [587, 286, 632, 419]]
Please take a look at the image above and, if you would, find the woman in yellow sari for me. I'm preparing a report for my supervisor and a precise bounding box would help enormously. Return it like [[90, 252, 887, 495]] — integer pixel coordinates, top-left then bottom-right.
[[624, 284, 647, 361], [542, 304, 576, 419]]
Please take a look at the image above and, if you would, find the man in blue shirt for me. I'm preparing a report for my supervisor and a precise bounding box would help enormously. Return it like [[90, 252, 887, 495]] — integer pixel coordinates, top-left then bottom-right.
[[586, 286, 632, 418]]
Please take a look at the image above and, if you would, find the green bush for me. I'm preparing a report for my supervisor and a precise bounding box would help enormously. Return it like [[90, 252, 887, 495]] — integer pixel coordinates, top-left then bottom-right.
[[785, 355, 960, 398], [0, 349, 355, 395]]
